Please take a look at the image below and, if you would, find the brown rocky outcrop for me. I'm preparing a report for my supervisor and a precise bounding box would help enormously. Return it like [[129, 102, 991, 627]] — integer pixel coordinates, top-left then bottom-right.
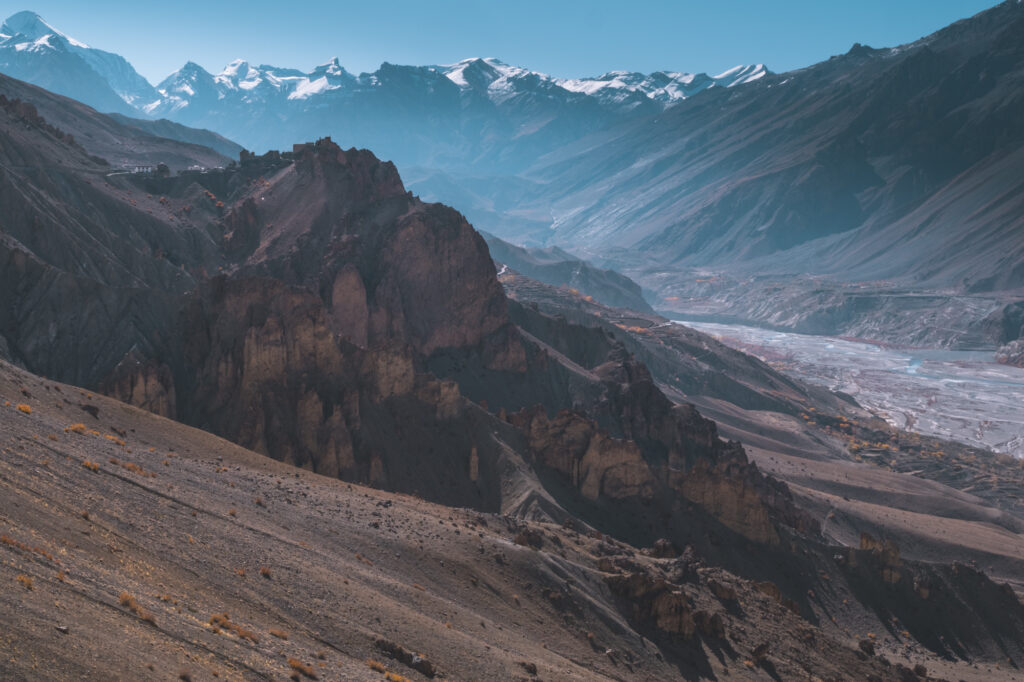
[[675, 460, 780, 545], [838, 534, 1024, 663], [99, 349, 177, 419], [509, 407, 658, 501], [996, 339, 1024, 367], [505, 339, 818, 547], [606, 572, 696, 638], [856, 532, 902, 583]]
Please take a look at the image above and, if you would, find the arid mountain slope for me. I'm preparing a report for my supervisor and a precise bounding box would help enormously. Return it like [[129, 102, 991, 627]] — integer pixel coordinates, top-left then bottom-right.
[[514, 1, 1024, 294], [499, 273, 1024, 597], [5, 358, 1022, 682], [106, 113, 244, 160], [0, 72, 231, 170], [483, 231, 653, 312]]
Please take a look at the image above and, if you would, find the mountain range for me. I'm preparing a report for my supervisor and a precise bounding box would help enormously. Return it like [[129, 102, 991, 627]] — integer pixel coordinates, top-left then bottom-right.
[[0, 10, 158, 114], [0, 10, 766, 172], [512, 0, 1024, 290], [3, 6, 1021, 350]]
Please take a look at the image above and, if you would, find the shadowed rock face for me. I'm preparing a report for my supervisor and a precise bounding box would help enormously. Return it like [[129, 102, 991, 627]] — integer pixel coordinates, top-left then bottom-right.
[[214, 141, 523, 365], [144, 141, 812, 544], [0, 98, 793, 541], [0, 82, 823, 564]]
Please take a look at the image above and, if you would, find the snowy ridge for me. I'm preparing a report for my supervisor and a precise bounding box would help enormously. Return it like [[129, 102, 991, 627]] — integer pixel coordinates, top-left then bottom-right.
[[0, 11, 159, 110], [0, 10, 88, 48], [0, 9, 772, 129], [155, 56, 357, 106], [156, 54, 769, 115], [437, 57, 768, 106]]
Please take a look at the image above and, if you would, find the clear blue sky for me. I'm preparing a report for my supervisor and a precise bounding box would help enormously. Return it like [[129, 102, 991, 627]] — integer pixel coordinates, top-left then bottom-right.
[[5, 1, 1002, 84]]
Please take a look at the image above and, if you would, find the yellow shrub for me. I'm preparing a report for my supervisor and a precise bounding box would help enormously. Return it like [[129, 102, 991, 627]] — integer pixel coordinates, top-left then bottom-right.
[[287, 658, 316, 679]]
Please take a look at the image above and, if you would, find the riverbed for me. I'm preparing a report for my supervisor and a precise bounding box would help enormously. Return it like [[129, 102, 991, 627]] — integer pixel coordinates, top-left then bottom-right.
[[676, 320, 1024, 457]]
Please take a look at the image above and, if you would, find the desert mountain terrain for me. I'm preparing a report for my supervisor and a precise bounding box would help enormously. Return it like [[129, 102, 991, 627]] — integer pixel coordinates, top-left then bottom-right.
[[2, 62, 1024, 680]]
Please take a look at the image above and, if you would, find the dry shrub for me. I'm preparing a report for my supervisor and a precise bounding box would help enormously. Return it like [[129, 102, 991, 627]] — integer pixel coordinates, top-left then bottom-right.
[[16, 404, 32, 414], [288, 658, 317, 679], [119, 592, 156, 624], [119, 460, 154, 477], [259, 566, 272, 579], [269, 628, 288, 640], [81, 460, 100, 472], [1, 534, 57, 563], [366, 660, 388, 673], [16, 574, 33, 590], [208, 612, 258, 643], [65, 423, 87, 434]]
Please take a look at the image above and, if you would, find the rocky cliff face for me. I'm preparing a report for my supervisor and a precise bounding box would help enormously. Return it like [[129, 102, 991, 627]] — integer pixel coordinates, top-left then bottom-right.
[[151, 140, 812, 549], [987, 300, 1024, 365], [0, 93, 813, 553], [997, 339, 1024, 368]]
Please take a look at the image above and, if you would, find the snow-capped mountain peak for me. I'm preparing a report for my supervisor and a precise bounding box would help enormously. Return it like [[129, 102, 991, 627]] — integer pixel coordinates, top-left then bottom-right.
[[217, 59, 261, 89], [0, 11, 773, 148], [558, 63, 769, 104], [0, 10, 159, 112], [156, 62, 213, 98], [713, 63, 768, 86], [436, 57, 769, 106], [443, 57, 532, 88], [0, 10, 88, 47], [315, 56, 347, 77]]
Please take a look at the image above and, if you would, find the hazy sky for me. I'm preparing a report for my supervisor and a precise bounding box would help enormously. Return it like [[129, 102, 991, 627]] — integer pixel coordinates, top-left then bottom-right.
[[4, 1, 1001, 84]]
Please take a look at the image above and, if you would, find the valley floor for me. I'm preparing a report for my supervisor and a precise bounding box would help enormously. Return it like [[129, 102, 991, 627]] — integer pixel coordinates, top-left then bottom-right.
[[678, 321, 1024, 458]]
